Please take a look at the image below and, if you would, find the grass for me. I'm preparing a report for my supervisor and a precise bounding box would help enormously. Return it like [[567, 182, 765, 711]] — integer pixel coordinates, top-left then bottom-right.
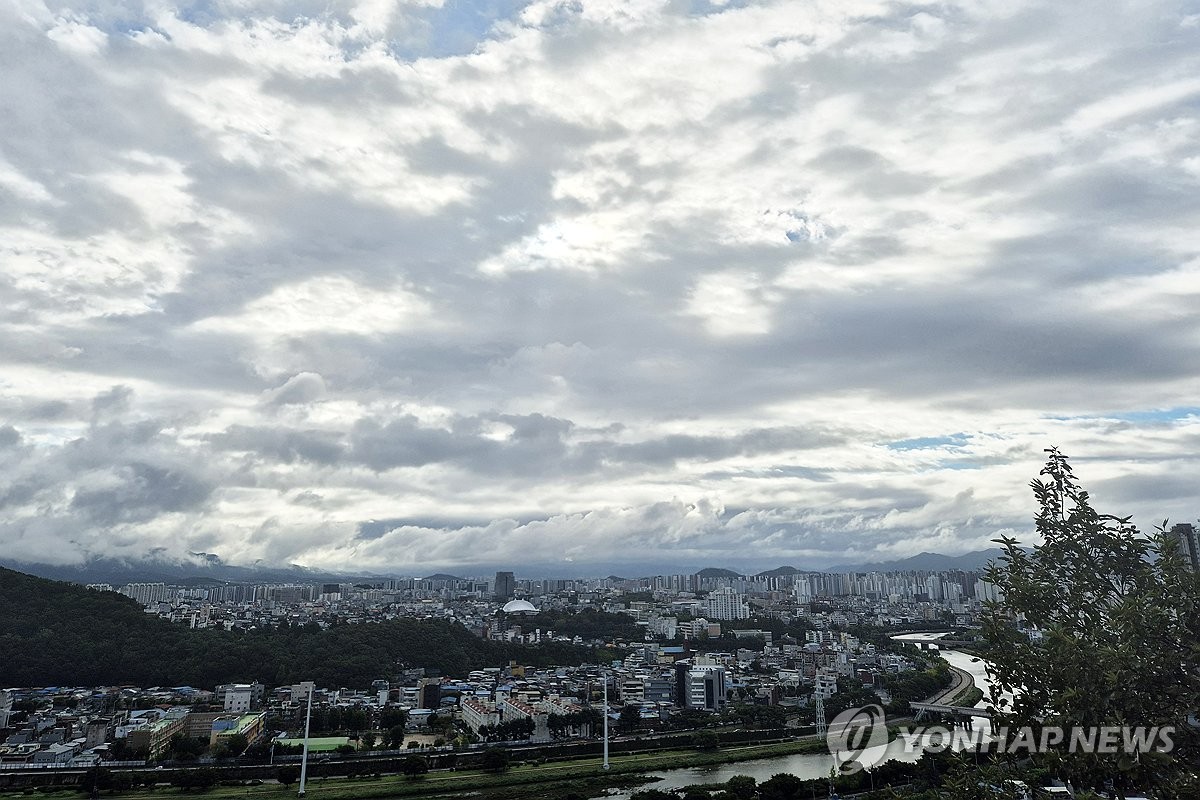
[[272, 739, 349, 753], [947, 686, 983, 707]]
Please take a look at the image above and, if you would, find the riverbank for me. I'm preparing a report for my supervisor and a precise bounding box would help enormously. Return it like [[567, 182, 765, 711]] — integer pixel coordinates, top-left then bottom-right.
[[0, 740, 836, 800], [927, 664, 976, 706]]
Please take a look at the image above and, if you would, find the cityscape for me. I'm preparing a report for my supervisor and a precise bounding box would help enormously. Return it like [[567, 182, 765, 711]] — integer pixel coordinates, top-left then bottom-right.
[[0, 560, 995, 773], [3, 519, 1199, 797], [4, 0, 1200, 797]]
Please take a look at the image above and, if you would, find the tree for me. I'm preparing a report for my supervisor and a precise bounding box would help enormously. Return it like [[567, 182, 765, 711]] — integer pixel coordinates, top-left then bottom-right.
[[724, 775, 756, 800], [691, 730, 719, 750], [983, 449, 1200, 798], [166, 734, 208, 762], [215, 733, 247, 758], [481, 746, 510, 773], [361, 730, 376, 750], [386, 724, 406, 749], [758, 772, 803, 800], [275, 766, 300, 787], [380, 707, 408, 729], [170, 768, 217, 792], [618, 704, 641, 734], [80, 767, 112, 797], [400, 755, 429, 779]]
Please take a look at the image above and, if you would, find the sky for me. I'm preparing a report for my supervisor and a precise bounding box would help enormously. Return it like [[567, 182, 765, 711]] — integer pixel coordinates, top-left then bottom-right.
[[2, 0, 1199, 577]]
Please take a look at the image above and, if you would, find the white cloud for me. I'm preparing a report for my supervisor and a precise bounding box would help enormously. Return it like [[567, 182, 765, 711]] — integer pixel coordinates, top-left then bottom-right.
[[1, 0, 1199, 573]]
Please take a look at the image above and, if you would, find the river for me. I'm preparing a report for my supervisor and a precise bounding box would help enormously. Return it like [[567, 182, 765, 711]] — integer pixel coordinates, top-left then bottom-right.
[[593, 633, 994, 798]]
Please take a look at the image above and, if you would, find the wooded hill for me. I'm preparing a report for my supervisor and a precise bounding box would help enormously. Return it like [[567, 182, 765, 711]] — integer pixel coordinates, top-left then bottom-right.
[[0, 566, 594, 689]]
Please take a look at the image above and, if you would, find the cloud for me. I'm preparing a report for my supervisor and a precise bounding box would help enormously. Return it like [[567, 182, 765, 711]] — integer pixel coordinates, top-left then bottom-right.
[[262, 372, 327, 406], [1, 0, 1199, 573]]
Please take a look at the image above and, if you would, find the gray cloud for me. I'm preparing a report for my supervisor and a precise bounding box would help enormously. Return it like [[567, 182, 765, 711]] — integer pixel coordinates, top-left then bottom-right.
[[70, 461, 216, 525], [1, 0, 1198, 573], [262, 372, 327, 406]]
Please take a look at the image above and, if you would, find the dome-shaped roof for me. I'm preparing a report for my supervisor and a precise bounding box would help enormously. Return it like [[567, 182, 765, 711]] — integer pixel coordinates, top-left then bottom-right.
[[502, 599, 538, 614]]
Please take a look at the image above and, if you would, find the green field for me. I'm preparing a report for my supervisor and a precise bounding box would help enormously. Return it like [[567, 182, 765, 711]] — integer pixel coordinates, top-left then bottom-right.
[[272, 737, 351, 752]]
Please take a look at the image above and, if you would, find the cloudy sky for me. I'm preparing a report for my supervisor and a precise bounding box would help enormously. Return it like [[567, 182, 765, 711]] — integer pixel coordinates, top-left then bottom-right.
[[2, 0, 1199, 577]]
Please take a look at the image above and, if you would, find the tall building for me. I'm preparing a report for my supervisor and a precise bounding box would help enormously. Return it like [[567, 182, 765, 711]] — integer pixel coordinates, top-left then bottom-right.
[[0, 690, 12, 729], [418, 678, 442, 710], [119, 582, 167, 605], [217, 683, 264, 713], [494, 571, 516, 600], [686, 666, 727, 711], [1168, 523, 1199, 572], [674, 661, 691, 707], [705, 586, 750, 620]]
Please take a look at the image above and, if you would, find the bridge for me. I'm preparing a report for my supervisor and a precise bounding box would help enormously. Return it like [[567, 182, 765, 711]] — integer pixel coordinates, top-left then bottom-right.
[[909, 639, 978, 650], [909, 702, 994, 726]]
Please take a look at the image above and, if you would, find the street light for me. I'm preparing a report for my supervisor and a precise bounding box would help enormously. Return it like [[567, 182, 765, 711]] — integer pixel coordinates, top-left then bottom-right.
[[297, 686, 313, 797], [602, 673, 610, 771]]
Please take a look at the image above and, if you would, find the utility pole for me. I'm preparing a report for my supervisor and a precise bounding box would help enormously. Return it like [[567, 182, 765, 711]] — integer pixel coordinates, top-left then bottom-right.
[[297, 686, 313, 797], [602, 673, 610, 770]]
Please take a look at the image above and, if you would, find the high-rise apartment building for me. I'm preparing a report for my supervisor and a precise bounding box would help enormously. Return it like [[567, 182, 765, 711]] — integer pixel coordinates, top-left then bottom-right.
[[494, 571, 516, 600], [119, 582, 167, 605], [705, 586, 750, 620], [1168, 523, 1199, 571]]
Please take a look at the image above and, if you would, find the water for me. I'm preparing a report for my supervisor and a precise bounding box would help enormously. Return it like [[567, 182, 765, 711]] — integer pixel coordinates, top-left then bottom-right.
[[594, 633, 995, 799]]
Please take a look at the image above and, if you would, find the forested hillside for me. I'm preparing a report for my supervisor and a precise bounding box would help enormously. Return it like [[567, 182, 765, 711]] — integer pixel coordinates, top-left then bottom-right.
[[0, 567, 593, 688]]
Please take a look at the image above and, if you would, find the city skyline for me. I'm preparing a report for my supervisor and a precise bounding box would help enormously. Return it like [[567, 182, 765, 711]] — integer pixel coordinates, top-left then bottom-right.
[[2, 0, 1199, 575]]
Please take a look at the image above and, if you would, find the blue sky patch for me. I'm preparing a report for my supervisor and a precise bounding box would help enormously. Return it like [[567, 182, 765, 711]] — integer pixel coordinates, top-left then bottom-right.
[[886, 433, 971, 451]]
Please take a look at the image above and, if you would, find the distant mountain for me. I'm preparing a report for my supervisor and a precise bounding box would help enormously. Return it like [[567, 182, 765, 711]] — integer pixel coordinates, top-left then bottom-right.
[[756, 565, 802, 578], [0, 555, 364, 587], [696, 567, 741, 579], [423, 573, 465, 582], [823, 549, 1007, 574], [1, 548, 1011, 588]]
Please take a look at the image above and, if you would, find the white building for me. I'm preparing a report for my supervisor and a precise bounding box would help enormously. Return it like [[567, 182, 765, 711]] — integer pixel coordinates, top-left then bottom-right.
[[620, 677, 646, 704], [793, 577, 812, 604], [647, 614, 678, 639], [686, 666, 727, 711], [705, 586, 750, 621], [223, 685, 253, 713], [805, 629, 834, 645], [500, 696, 550, 741], [119, 582, 168, 605], [974, 579, 1001, 603], [460, 697, 501, 734], [814, 670, 838, 700]]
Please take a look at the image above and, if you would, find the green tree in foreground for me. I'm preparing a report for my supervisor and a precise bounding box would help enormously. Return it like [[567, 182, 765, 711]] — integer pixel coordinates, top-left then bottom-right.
[[724, 774, 756, 799], [983, 449, 1200, 799]]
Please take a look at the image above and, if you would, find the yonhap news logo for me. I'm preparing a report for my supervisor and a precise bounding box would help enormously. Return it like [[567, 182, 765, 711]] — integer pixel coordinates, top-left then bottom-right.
[[825, 705, 1177, 773], [825, 704, 889, 773]]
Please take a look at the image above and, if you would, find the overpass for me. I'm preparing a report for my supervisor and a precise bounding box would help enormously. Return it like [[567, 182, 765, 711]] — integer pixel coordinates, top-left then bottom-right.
[[909, 639, 978, 650], [909, 702, 994, 726]]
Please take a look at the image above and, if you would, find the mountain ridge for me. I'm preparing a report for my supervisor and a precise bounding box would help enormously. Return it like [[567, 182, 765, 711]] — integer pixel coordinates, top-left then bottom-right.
[[2, 548, 1009, 587]]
